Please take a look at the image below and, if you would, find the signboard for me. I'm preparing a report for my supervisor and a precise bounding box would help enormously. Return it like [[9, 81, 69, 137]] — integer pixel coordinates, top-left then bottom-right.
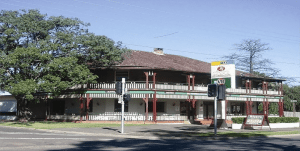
[[290, 100, 297, 102], [211, 60, 235, 88], [211, 78, 231, 88], [245, 115, 264, 125], [217, 78, 225, 85]]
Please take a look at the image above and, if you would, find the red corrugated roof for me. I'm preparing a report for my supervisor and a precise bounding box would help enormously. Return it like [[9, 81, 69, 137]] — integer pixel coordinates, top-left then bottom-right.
[[114, 50, 284, 81], [117, 50, 211, 73]]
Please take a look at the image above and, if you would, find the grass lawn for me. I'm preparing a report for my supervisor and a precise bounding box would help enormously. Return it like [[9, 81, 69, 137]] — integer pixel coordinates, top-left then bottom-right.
[[0, 121, 147, 129]]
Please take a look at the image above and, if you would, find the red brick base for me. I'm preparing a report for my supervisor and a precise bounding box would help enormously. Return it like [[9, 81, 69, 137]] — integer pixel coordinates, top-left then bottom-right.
[[194, 119, 233, 125]]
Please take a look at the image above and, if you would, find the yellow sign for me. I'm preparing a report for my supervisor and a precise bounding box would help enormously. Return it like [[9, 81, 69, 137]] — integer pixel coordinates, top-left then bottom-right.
[[211, 61, 227, 66]]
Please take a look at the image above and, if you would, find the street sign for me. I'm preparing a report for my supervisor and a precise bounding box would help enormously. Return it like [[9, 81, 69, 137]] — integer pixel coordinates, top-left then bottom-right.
[[118, 97, 122, 104], [291, 100, 297, 102], [217, 78, 225, 85]]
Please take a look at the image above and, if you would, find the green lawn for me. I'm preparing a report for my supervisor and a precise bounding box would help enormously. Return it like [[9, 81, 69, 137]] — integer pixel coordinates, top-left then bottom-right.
[[0, 121, 147, 129]]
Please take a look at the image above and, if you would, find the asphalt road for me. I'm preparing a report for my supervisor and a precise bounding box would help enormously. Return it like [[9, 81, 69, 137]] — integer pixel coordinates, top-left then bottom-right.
[[1, 126, 300, 151]]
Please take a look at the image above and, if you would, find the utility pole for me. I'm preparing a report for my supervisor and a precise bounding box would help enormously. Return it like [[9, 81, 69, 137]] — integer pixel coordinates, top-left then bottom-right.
[[121, 78, 125, 134], [214, 83, 218, 136]]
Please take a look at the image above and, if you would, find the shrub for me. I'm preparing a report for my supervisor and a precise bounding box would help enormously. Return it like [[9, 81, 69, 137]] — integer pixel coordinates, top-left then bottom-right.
[[231, 117, 246, 124], [232, 117, 299, 124], [268, 117, 299, 123]]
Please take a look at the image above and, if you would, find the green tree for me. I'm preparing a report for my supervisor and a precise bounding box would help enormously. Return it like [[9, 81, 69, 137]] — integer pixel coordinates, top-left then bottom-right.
[[283, 85, 300, 111], [0, 9, 127, 119], [258, 102, 278, 115]]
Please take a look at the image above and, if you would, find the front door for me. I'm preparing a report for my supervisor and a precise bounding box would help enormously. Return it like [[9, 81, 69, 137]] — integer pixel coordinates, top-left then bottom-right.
[[180, 101, 186, 116], [207, 105, 214, 119], [203, 102, 214, 119]]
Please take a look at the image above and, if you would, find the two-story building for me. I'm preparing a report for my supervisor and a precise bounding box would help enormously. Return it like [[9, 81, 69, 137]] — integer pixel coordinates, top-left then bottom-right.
[[38, 48, 284, 124]]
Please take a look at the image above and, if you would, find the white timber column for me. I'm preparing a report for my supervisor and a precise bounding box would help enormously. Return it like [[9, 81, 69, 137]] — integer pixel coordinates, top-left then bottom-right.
[[221, 100, 226, 119]]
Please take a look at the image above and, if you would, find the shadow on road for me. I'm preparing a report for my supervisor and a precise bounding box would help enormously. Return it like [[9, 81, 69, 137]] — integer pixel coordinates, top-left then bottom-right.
[[46, 136, 300, 151], [46, 125, 300, 151]]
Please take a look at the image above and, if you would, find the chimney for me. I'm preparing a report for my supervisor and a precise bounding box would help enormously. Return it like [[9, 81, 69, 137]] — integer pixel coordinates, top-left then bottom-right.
[[153, 48, 164, 55]]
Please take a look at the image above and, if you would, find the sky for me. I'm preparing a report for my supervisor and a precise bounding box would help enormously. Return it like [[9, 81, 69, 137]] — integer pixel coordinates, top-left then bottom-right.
[[0, 0, 300, 86]]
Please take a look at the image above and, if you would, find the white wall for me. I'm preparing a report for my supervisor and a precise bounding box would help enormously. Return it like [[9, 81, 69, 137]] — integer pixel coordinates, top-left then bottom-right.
[[128, 99, 145, 114], [94, 99, 106, 114], [0, 95, 17, 120], [0, 95, 17, 112], [164, 99, 180, 114], [105, 98, 115, 112]]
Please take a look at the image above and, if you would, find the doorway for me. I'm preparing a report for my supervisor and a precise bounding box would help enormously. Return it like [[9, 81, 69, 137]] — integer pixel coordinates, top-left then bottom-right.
[[204, 102, 214, 119]]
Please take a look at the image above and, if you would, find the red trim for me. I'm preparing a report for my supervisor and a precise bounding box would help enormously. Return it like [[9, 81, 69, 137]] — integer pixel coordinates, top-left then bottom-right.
[[144, 72, 149, 122], [80, 96, 84, 122], [152, 73, 157, 122], [86, 94, 92, 121]]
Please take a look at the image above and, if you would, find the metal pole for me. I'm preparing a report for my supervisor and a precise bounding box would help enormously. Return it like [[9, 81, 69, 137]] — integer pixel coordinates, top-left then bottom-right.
[[214, 96, 217, 136], [121, 78, 125, 134], [214, 82, 218, 136]]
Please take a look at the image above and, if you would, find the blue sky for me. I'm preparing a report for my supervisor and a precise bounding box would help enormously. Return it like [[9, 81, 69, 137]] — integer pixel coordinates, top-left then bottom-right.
[[1, 0, 299, 85]]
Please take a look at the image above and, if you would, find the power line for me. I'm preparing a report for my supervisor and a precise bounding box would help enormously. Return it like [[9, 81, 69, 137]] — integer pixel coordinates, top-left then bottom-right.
[[3, 0, 300, 45], [1, 0, 299, 65], [104, 0, 300, 39], [154, 32, 178, 38], [38, 0, 300, 44], [124, 43, 300, 66]]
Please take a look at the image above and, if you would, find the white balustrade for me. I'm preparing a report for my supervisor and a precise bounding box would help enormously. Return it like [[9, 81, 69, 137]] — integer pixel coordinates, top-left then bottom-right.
[[70, 82, 281, 97]]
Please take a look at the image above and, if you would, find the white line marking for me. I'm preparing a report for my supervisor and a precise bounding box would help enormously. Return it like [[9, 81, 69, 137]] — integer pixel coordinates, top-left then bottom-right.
[[0, 137, 114, 141]]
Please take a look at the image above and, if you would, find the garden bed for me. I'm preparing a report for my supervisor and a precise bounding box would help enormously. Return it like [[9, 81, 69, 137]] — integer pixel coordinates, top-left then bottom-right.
[[231, 117, 299, 129]]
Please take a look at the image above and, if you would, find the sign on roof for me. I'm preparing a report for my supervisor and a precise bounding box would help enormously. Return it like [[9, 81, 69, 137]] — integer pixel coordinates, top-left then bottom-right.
[[211, 60, 236, 88], [211, 60, 234, 66]]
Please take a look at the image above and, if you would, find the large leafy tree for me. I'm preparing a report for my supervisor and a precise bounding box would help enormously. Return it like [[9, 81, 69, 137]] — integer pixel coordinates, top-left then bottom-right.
[[283, 85, 300, 111], [0, 9, 127, 118], [224, 39, 279, 77]]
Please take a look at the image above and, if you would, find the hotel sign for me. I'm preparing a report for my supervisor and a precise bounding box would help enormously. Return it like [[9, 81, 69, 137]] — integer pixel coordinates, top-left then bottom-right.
[[211, 60, 236, 88]]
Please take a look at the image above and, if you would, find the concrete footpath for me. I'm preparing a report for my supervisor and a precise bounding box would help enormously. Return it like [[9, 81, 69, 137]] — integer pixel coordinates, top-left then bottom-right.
[[35, 124, 300, 140]]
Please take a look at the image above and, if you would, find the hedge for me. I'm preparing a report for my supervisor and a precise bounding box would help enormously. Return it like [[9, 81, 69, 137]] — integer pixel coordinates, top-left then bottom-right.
[[231, 117, 299, 124], [268, 117, 299, 123]]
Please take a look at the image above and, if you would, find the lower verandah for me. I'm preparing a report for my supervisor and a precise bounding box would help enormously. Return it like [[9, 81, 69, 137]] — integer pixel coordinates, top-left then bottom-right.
[[46, 98, 279, 123]]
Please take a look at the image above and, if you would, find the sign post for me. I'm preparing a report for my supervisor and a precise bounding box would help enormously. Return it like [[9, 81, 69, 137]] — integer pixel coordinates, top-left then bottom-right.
[[121, 78, 125, 134], [214, 90, 218, 136]]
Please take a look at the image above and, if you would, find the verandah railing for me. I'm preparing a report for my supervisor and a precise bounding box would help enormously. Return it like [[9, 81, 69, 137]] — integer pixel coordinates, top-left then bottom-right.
[[71, 82, 280, 95]]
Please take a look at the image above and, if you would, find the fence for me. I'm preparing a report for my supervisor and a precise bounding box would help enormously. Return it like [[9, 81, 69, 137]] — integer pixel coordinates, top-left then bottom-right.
[[284, 111, 300, 119], [48, 113, 187, 121]]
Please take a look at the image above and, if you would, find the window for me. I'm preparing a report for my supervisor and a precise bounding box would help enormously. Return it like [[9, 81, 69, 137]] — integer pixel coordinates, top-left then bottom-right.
[[114, 99, 128, 112], [146, 102, 165, 112], [231, 103, 244, 115], [88, 100, 93, 112]]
